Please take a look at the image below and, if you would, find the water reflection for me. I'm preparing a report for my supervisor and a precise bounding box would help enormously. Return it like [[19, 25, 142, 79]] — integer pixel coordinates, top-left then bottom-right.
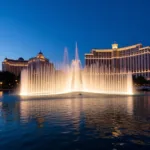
[[0, 95, 150, 149], [83, 96, 150, 139], [0, 97, 20, 123], [0, 91, 3, 97], [20, 98, 83, 130]]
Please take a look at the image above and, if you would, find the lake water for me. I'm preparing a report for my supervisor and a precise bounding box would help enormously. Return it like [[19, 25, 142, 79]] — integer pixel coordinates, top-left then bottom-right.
[[0, 93, 150, 150]]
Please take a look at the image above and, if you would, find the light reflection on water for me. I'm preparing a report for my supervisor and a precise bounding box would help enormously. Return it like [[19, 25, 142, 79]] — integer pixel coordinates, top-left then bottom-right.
[[0, 95, 150, 150], [0, 91, 3, 97]]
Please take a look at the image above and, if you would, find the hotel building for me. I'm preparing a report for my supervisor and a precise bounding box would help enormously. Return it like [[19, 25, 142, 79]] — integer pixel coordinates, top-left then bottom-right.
[[85, 43, 150, 79], [2, 52, 54, 76], [2, 57, 28, 76], [28, 51, 54, 73]]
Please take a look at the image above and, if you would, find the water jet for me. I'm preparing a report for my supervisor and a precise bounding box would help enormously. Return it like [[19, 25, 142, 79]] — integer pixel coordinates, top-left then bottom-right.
[[20, 44, 133, 96]]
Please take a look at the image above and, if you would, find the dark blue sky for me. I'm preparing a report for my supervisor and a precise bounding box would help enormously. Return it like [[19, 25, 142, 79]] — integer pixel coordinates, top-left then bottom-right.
[[0, 0, 150, 69]]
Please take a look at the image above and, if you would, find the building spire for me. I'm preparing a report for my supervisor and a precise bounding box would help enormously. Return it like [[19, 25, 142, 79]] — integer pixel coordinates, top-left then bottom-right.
[[39, 50, 42, 54]]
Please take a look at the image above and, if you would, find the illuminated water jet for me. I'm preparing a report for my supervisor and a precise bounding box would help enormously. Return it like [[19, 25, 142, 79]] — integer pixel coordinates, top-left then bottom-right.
[[20, 44, 133, 96]]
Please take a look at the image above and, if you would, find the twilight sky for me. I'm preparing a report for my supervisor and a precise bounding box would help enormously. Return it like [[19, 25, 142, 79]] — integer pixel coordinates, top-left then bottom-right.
[[0, 0, 150, 70]]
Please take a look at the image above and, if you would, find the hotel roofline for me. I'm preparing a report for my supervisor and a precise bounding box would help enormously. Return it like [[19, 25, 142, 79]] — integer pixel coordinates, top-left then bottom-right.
[[85, 43, 148, 55], [3, 59, 28, 62]]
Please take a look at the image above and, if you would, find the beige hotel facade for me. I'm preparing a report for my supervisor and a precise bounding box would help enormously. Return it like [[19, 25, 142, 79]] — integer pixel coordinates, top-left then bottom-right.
[[2, 52, 54, 76], [85, 43, 150, 79]]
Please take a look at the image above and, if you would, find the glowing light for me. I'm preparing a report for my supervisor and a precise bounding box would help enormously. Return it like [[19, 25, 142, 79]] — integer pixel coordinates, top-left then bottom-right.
[[112, 43, 118, 49], [0, 91, 3, 97]]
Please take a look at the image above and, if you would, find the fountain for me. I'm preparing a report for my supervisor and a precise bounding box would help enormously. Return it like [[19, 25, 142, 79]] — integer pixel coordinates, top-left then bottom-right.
[[20, 44, 133, 96], [71, 43, 82, 92]]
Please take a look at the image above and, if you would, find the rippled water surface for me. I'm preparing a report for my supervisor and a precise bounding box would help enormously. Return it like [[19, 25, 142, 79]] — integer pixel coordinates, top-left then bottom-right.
[[0, 94, 150, 150]]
